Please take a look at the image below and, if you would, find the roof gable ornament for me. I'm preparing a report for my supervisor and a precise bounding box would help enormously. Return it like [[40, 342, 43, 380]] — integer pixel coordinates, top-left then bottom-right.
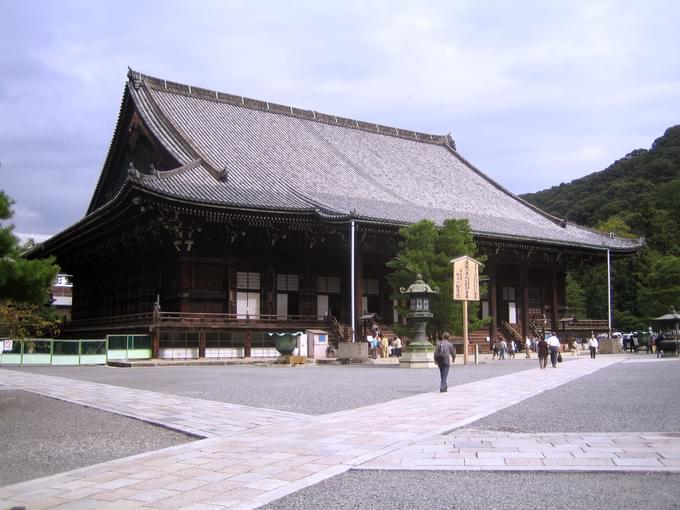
[[219, 166, 229, 183], [446, 133, 456, 150], [127, 162, 141, 181], [127, 67, 142, 90]]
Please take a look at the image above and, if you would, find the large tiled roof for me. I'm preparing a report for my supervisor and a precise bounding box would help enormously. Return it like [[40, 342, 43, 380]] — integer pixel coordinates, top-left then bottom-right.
[[121, 69, 641, 252]]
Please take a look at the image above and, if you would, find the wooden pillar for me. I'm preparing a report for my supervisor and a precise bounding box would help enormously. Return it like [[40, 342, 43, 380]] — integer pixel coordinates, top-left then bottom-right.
[[152, 302, 160, 359], [488, 259, 498, 348], [198, 329, 206, 358], [354, 230, 364, 340], [520, 262, 529, 340], [551, 264, 558, 332], [244, 330, 251, 358]]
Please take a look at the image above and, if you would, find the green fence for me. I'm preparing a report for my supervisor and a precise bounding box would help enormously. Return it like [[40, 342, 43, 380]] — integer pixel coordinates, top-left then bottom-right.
[[106, 334, 152, 361], [0, 338, 107, 366]]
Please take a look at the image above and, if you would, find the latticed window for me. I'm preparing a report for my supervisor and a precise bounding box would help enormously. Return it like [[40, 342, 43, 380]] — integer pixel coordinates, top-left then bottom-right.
[[362, 278, 379, 295], [316, 276, 341, 294], [237, 272, 260, 290], [237, 272, 260, 318], [277, 274, 299, 291]]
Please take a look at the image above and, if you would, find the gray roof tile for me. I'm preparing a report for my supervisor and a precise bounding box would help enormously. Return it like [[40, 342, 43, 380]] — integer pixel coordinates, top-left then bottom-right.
[[127, 70, 641, 252]]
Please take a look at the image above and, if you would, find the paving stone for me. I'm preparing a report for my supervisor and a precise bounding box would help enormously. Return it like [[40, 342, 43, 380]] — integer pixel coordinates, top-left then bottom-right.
[[5, 357, 680, 510]]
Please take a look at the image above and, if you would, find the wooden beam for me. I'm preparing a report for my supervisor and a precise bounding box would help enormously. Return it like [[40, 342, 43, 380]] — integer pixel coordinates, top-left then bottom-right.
[[520, 261, 529, 341], [488, 259, 498, 348]]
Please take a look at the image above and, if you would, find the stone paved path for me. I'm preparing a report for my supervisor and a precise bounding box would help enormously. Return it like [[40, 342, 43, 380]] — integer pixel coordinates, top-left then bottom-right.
[[0, 370, 308, 438], [359, 429, 680, 471], [1, 357, 679, 509]]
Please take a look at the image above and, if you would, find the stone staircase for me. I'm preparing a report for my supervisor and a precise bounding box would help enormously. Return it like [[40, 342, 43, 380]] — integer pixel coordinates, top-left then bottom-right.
[[468, 328, 492, 353]]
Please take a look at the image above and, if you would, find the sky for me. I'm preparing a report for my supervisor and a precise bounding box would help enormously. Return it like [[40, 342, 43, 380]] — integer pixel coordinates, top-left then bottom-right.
[[1, 0, 679, 241]]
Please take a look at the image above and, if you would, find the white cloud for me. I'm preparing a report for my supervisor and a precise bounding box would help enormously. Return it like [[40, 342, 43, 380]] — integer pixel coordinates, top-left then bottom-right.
[[1, 0, 679, 233]]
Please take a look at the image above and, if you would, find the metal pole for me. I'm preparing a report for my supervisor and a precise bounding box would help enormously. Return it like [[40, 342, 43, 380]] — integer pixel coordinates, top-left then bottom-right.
[[351, 220, 356, 342], [607, 248, 612, 339]]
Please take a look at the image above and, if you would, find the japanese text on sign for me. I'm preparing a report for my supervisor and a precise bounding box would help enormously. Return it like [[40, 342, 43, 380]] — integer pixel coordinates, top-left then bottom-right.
[[452, 256, 480, 301]]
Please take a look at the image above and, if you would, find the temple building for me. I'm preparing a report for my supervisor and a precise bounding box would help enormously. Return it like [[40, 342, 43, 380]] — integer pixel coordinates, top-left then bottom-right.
[[32, 69, 642, 358]]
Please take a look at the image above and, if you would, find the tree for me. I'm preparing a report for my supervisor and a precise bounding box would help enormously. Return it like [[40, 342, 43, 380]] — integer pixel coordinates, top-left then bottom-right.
[[386, 219, 485, 340], [0, 190, 60, 338], [596, 216, 636, 238], [637, 253, 680, 319], [565, 273, 587, 320]]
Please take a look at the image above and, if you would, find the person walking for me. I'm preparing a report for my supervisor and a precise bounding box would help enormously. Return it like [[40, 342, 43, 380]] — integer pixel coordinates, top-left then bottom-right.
[[393, 336, 402, 357], [499, 339, 507, 360], [434, 332, 456, 393], [380, 334, 389, 358], [537, 335, 548, 369], [547, 331, 560, 368], [588, 333, 598, 359], [509, 340, 517, 359], [525, 336, 532, 358]]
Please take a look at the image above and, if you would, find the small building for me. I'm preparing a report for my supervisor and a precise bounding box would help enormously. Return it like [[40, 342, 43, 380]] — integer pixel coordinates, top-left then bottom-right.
[[50, 274, 73, 321], [31, 69, 642, 358]]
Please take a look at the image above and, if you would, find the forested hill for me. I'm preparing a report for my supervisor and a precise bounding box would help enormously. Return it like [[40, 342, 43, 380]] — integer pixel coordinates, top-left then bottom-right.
[[521, 125, 680, 255]]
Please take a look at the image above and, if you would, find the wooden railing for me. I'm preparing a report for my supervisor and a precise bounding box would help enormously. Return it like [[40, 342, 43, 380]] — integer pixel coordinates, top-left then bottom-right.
[[563, 319, 609, 331], [157, 311, 325, 325], [327, 314, 352, 344], [64, 311, 334, 332], [66, 312, 154, 328], [500, 321, 522, 342]]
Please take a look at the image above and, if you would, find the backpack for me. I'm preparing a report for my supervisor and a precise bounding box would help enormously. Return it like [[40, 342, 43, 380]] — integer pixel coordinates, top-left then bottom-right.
[[434, 341, 453, 364], [434, 341, 445, 364]]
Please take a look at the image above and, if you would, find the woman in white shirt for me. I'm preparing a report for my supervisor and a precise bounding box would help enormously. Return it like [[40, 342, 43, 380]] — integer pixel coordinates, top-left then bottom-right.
[[588, 334, 598, 359]]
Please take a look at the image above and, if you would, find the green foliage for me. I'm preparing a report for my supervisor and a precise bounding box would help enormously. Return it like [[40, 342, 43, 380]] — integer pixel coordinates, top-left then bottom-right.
[[522, 126, 680, 327], [596, 216, 635, 238], [0, 300, 61, 339], [522, 125, 680, 254], [637, 253, 680, 318], [0, 191, 60, 338], [565, 273, 586, 320], [386, 219, 485, 339]]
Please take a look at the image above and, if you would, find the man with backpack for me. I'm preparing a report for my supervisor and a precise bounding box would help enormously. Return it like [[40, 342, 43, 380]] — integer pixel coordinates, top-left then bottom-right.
[[434, 332, 456, 393]]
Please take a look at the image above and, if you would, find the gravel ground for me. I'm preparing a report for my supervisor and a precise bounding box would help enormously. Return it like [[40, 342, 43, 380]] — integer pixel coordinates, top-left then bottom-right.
[[263, 358, 680, 510], [6, 357, 554, 415], [3, 356, 679, 508], [0, 389, 192, 487], [471, 359, 680, 433], [262, 470, 680, 510]]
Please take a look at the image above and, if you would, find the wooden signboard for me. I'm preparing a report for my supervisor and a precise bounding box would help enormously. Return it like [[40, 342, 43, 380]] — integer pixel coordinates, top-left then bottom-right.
[[452, 255, 481, 301], [450, 256, 483, 364]]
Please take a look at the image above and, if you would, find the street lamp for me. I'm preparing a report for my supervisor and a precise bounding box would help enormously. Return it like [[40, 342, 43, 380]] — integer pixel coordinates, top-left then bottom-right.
[[399, 274, 439, 368]]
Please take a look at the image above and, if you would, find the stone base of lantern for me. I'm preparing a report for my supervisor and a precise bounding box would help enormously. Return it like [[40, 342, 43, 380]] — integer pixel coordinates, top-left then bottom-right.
[[398, 349, 436, 368]]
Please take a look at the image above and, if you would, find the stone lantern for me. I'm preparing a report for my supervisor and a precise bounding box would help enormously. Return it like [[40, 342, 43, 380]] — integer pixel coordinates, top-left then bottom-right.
[[399, 274, 439, 368]]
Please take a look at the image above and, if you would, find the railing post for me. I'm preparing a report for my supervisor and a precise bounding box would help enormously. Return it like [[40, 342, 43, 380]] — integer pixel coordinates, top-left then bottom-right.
[[199, 329, 206, 358], [152, 305, 160, 359]]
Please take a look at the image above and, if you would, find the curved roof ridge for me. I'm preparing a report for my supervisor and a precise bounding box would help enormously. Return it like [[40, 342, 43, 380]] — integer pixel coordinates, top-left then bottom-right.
[[443, 144, 567, 226], [87, 88, 130, 214], [442, 145, 643, 250], [129, 158, 204, 182], [129, 77, 222, 180], [127, 68, 456, 148]]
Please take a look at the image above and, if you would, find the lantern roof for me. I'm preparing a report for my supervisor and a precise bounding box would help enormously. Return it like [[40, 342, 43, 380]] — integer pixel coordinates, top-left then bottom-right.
[[400, 274, 440, 296]]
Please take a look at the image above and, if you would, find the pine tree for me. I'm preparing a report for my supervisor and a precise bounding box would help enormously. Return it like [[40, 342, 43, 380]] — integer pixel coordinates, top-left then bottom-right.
[[386, 219, 485, 340], [0, 190, 60, 337]]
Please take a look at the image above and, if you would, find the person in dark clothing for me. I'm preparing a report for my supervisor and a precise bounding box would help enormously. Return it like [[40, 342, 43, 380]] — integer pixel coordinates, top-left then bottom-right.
[[435, 332, 456, 393], [537, 336, 549, 369]]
